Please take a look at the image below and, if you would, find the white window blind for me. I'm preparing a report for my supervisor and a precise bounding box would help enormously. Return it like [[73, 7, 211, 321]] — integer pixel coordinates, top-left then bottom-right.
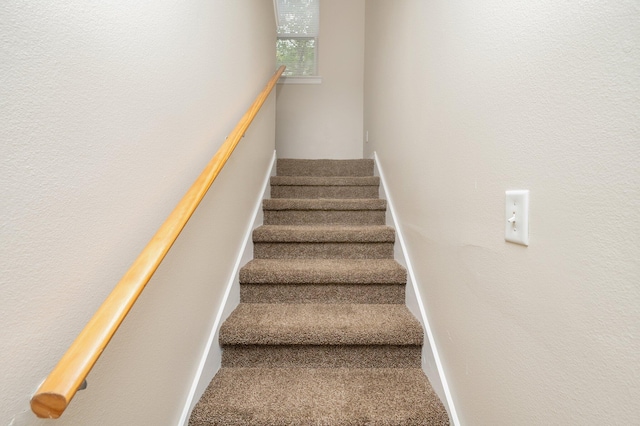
[[275, 0, 319, 77]]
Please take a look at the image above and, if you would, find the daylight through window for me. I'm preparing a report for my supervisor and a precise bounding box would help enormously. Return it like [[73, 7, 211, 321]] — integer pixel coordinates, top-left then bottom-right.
[[275, 0, 319, 77]]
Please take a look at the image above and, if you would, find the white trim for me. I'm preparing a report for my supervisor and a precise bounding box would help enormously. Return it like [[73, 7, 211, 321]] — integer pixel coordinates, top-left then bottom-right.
[[372, 152, 461, 426], [277, 76, 322, 85], [272, 0, 280, 28], [177, 151, 276, 426]]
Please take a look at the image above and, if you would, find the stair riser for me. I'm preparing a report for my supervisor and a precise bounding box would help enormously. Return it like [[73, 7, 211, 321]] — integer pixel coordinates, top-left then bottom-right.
[[271, 185, 379, 199], [263, 210, 385, 226], [277, 159, 374, 177], [241, 283, 405, 304], [253, 242, 394, 259], [222, 345, 422, 368]]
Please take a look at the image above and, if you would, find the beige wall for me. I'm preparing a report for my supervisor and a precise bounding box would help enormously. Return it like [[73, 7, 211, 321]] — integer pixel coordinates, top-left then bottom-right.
[[364, 1, 640, 425], [275, 0, 365, 159], [0, 1, 275, 425]]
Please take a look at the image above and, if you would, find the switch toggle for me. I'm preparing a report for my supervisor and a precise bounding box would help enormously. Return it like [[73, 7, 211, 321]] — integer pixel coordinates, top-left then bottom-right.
[[505, 190, 529, 246]]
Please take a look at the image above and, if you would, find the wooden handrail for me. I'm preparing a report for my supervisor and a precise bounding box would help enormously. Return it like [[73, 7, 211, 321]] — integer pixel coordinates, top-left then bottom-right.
[[30, 65, 286, 419]]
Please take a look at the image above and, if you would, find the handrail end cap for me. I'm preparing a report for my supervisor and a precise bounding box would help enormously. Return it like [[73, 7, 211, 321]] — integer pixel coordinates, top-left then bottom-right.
[[31, 393, 67, 419]]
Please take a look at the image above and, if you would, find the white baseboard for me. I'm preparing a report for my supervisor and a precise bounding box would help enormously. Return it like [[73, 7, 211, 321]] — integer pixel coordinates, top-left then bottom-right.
[[177, 151, 276, 426], [372, 152, 460, 426]]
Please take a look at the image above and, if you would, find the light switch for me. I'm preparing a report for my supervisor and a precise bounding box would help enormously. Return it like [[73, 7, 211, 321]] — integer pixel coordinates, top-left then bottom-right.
[[505, 190, 529, 246]]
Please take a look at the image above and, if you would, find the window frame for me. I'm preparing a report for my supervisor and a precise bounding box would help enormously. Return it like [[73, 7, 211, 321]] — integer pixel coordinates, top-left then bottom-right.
[[274, 0, 322, 84]]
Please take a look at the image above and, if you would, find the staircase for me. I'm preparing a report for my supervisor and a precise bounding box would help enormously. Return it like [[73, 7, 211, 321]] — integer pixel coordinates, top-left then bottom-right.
[[189, 159, 449, 425]]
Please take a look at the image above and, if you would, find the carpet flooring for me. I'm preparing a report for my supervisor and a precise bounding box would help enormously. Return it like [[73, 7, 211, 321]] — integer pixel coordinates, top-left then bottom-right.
[[189, 159, 449, 425]]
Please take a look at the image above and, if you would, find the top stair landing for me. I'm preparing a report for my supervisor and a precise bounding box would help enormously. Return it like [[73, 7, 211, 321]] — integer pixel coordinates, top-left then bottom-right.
[[276, 158, 374, 177]]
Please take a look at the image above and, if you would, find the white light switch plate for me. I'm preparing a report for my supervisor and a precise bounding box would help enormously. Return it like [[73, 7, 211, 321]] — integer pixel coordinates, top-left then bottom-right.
[[505, 190, 529, 246]]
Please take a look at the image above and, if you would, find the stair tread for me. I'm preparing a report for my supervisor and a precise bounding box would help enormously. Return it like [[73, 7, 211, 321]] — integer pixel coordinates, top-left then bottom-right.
[[271, 176, 380, 186], [263, 198, 386, 211], [240, 259, 406, 284], [189, 367, 449, 426], [220, 303, 423, 345], [253, 225, 395, 242]]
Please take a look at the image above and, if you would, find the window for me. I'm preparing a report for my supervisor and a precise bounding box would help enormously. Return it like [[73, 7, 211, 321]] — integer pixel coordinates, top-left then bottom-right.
[[275, 0, 320, 81]]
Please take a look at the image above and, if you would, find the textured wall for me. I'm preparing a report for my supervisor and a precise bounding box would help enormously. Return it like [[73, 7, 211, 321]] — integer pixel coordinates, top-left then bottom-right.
[[275, 0, 365, 159], [0, 1, 275, 424], [364, 0, 639, 424]]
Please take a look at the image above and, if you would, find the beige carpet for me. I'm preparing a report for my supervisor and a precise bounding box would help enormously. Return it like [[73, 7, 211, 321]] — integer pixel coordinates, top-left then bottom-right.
[[189, 159, 449, 425]]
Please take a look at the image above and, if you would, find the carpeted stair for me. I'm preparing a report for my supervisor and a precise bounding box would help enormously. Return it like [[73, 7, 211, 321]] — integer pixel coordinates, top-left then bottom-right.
[[189, 159, 449, 425]]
